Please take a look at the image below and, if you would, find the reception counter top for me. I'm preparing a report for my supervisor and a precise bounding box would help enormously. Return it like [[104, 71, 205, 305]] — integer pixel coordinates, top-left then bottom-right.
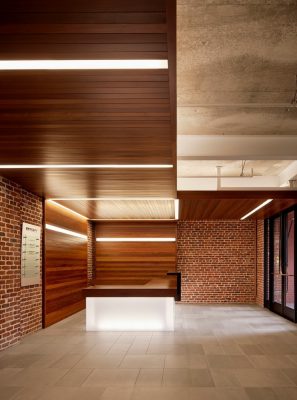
[[83, 279, 177, 298]]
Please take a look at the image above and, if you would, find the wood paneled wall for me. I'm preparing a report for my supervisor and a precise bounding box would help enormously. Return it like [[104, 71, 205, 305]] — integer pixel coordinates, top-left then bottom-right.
[[44, 201, 87, 327], [95, 221, 177, 285]]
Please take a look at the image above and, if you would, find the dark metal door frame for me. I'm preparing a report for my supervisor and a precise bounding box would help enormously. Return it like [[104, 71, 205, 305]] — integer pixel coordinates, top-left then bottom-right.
[[265, 206, 296, 322]]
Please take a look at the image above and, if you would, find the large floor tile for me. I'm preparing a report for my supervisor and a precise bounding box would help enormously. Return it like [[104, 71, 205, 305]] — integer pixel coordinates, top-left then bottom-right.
[[74, 354, 123, 369], [207, 355, 253, 369], [83, 368, 139, 387], [4, 367, 69, 387], [244, 387, 279, 400], [135, 368, 163, 387], [54, 368, 92, 387], [233, 369, 295, 387], [120, 355, 165, 369]]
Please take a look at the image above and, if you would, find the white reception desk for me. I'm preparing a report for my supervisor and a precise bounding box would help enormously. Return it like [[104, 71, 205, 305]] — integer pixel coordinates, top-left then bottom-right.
[[83, 280, 177, 331]]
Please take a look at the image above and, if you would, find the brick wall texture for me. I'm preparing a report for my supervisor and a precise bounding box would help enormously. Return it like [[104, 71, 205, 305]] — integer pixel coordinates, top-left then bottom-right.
[[177, 220, 257, 303], [0, 176, 43, 351], [256, 220, 265, 307]]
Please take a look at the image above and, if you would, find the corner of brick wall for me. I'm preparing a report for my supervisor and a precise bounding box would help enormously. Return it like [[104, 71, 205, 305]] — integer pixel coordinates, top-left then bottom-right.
[[0, 176, 43, 351], [177, 220, 257, 304]]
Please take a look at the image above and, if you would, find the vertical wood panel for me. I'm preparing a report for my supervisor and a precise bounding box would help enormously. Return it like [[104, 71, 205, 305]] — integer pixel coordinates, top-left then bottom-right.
[[44, 202, 87, 327]]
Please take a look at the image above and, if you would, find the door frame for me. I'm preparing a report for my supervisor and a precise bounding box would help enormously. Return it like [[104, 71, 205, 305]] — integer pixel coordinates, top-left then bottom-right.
[[264, 205, 297, 322]]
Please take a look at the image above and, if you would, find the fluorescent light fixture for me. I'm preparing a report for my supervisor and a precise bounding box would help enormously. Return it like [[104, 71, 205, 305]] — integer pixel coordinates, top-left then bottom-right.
[[47, 200, 87, 220], [174, 199, 179, 220], [240, 199, 273, 220], [0, 59, 168, 70], [46, 224, 87, 239], [96, 237, 176, 242], [0, 164, 173, 169]]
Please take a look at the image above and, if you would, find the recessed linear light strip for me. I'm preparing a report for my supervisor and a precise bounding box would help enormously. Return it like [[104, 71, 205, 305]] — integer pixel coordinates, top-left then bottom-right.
[[0, 164, 173, 169], [45, 224, 87, 239], [49, 197, 176, 201], [240, 199, 273, 221], [47, 200, 87, 220], [96, 237, 176, 242], [0, 59, 168, 70], [92, 219, 175, 221]]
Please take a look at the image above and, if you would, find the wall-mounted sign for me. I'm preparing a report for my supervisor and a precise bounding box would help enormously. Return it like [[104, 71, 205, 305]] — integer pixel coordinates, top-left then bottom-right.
[[21, 223, 41, 286]]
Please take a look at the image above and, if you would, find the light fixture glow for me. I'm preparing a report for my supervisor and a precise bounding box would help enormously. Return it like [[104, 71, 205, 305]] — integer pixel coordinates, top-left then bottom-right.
[[240, 199, 273, 220], [86, 297, 175, 331], [47, 200, 87, 220], [0, 59, 168, 70], [0, 164, 173, 169], [49, 197, 176, 201], [96, 237, 176, 242], [46, 224, 87, 239], [174, 199, 179, 220]]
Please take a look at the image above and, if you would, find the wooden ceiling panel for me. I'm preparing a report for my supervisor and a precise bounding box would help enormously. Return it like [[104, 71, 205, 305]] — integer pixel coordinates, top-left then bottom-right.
[[0, 0, 176, 200], [178, 191, 297, 220], [179, 198, 264, 220], [54, 199, 175, 220], [0, 168, 175, 199], [0, 1, 167, 13], [252, 199, 297, 220]]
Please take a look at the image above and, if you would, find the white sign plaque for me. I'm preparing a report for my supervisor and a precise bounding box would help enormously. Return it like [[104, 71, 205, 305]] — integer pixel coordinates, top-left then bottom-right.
[[21, 223, 41, 286]]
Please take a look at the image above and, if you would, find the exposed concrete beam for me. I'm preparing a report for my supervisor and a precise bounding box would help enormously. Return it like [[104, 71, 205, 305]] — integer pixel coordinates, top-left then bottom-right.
[[178, 135, 297, 160], [177, 176, 280, 191], [178, 104, 297, 109]]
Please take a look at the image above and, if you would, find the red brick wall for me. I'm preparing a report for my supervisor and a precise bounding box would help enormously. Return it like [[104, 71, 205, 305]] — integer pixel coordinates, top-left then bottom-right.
[[256, 220, 265, 307], [177, 220, 257, 303], [0, 177, 43, 350]]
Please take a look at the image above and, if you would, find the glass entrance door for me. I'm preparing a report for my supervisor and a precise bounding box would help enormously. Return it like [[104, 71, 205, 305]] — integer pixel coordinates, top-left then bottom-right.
[[270, 209, 296, 321], [284, 211, 295, 318], [272, 217, 282, 314]]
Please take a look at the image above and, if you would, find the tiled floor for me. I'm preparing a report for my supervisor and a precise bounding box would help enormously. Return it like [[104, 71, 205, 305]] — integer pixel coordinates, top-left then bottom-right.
[[1, 304, 297, 399]]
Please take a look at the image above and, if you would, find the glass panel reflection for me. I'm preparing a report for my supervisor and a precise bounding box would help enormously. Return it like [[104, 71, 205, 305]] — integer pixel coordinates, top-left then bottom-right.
[[273, 217, 281, 305], [285, 211, 295, 310]]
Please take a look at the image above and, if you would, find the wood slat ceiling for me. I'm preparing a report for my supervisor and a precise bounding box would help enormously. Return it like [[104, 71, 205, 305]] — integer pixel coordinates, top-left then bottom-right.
[[0, 168, 175, 199], [0, 0, 176, 200], [54, 199, 175, 220], [178, 191, 297, 220]]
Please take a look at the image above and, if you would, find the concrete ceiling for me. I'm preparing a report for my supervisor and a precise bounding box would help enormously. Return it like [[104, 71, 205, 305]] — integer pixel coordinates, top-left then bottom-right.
[[178, 160, 292, 177], [177, 0, 297, 189]]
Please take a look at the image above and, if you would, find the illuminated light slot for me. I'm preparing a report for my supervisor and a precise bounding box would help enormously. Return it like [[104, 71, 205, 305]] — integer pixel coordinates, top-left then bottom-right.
[[174, 199, 179, 220], [0, 59, 168, 70], [0, 164, 173, 169], [48, 197, 176, 201], [240, 199, 273, 220], [45, 224, 87, 239], [96, 237, 176, 242], [47, 200, 87, 220]]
